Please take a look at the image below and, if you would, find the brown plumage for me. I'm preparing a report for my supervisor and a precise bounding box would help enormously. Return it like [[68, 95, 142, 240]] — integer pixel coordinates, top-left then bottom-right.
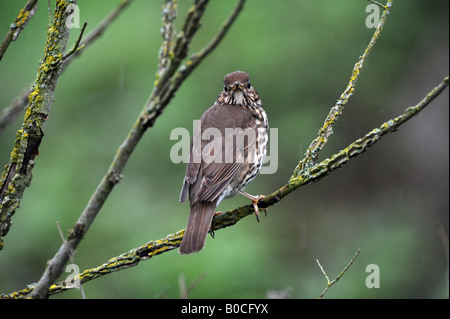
[[179, 71, 268, 254]]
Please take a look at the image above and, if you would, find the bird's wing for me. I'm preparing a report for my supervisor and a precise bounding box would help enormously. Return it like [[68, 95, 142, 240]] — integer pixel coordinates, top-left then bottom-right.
[[180, 104, 255, 204], [195, 143, 243, 203]]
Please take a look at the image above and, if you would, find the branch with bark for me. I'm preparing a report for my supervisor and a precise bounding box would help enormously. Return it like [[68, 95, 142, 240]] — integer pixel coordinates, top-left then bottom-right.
[[0, 0, 78, 250], [0, 0, 38, 61]]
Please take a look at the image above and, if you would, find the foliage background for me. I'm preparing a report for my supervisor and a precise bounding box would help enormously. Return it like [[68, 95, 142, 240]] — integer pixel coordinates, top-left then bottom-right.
[[0, 0, 448, 298]]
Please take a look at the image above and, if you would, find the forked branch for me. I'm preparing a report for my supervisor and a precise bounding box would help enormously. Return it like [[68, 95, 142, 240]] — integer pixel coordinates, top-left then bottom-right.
[[316, 249, 362, 298]]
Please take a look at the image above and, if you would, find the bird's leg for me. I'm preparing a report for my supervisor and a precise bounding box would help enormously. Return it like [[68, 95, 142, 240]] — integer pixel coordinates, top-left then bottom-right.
[[208, 211, 222, 238], [239, 191, 266, 223]]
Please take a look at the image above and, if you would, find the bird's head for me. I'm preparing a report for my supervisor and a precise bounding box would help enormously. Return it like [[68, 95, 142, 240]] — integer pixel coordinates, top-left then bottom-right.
[[218, 71, 259, 107]]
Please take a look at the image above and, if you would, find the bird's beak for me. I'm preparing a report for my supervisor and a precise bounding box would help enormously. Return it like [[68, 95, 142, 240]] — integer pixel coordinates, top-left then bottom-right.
[[231, 81, 245, 92]]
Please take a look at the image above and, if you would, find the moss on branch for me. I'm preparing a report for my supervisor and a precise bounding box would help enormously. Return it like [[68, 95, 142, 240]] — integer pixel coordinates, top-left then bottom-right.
[[0, 0, 38, 61], [295, 0, 393, 173], [0, 0, 77, 250]]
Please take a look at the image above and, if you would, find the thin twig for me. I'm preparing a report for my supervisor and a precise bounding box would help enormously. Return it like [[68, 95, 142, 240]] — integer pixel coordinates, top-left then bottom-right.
[[185, 272, 209, 298], [179, 272, 209, 299], [316, 249, 362, 299], [62, 0, 134, 68], [367, 0, 387, 9], [62, 22, 88, 60]]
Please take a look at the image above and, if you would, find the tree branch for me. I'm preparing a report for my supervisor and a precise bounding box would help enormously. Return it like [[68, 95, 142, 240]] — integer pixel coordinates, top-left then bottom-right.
[[216, 75, 449, 225], [62, 0, 134, 69], [295, 0, 393, 173], [167, 0, 246, 93], [3, 74, 447, 299], [0, 0, 78, 250], [0, 0, 38, 61], [0, 0, 135, 134], [27, 0, 247, 299]]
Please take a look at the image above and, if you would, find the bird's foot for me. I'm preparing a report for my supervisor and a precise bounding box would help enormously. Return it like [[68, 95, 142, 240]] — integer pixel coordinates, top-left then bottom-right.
[[239, 191, 266, 223], [208, 211, 222, 238]]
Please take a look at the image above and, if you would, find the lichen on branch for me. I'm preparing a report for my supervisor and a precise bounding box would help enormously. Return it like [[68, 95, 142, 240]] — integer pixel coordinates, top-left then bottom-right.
[[0, 0, 78, 250]]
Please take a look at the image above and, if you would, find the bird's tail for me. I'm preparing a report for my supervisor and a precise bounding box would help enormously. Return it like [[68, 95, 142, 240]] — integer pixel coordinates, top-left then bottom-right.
[[179, 201, 216, 255]]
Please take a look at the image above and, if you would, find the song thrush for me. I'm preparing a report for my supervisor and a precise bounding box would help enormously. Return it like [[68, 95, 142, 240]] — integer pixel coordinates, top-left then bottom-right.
[[179, 71, 269, 254]]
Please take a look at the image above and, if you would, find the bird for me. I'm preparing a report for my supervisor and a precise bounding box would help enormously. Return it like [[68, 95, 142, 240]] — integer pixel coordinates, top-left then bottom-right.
[[179, 71, 269, 255]]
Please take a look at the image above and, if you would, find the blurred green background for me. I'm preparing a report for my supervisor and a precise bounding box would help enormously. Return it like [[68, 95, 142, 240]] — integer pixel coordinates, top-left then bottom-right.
[[0, 0, 448, 299]]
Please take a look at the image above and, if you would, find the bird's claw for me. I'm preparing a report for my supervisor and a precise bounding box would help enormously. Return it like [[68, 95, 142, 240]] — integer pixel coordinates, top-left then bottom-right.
[[208, 227, 215, 239], [208, 211, 222, 238], [250, 195, 266, 223]]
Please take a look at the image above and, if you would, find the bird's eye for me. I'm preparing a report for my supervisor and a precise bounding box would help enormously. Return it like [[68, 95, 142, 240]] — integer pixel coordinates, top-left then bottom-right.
[[247, 81, 251, 88], [224, 86, 228, 92]]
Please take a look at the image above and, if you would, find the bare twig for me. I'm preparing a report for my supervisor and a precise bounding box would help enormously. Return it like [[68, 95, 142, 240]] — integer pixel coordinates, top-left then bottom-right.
[[62, 0, 134, 68], [316, 249, 362, 299], [62, 22, 88, 60], [0, 89, 28, 133], [367, 0, 388, 9], [179, 272, 209, 299]]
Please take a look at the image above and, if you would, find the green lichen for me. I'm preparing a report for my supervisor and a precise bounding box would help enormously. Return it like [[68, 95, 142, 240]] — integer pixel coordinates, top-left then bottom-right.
[[14, 9, 30, 29], [1, 1, 76, 249]]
